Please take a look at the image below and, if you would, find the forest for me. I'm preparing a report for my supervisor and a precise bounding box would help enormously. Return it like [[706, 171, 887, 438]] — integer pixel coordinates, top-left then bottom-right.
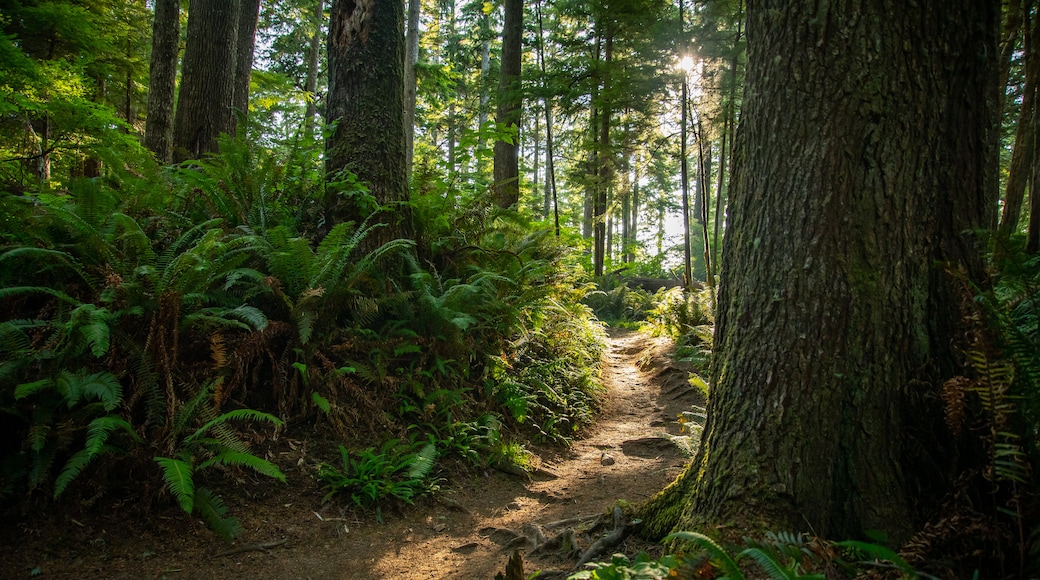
[[0, 0, 1038, 578]]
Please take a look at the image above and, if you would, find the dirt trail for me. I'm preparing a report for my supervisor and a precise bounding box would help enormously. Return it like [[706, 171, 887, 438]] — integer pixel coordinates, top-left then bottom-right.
[[0, 330, 705, 579]]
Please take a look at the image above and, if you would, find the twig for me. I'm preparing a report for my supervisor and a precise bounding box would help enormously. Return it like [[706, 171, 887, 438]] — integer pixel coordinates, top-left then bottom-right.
[[212, 538, 287, 559]]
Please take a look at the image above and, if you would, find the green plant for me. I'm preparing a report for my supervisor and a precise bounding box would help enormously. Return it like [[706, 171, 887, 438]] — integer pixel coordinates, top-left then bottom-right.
[[318, 440, 439, 509], [569, 551, 682, 580], [154, 386, 285, 540]]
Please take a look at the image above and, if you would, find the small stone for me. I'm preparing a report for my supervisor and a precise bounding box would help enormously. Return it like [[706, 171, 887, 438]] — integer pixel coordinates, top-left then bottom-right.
[[600, 453, 616, 466], [432, 523, 447, 532]]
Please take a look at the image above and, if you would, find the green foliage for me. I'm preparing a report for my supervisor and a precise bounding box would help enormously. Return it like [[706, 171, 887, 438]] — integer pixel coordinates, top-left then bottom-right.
[[318, 440, 440, 509], [154, 386, 285, 540], [568, 552, 682, 580]]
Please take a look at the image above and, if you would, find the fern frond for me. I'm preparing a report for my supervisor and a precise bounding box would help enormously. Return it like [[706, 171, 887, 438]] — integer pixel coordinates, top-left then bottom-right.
[[57, 371, 123, 412], [197, 451, 286, 483], [406, 443, 437, 480], [183, 408, 283, 446], [737, 547, 798, 580], [54, 415, 138, 497], [193, 486, 243, 540], [155, 456, 195, 513], [665, 531, 744, 579]]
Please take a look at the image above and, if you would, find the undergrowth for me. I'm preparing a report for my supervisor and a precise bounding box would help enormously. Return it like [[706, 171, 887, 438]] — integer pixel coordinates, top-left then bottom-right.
[[0, 134, 607, 538]]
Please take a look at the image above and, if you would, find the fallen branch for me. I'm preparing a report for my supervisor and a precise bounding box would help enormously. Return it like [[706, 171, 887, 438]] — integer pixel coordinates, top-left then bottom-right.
[[212, 538, 288, 559]]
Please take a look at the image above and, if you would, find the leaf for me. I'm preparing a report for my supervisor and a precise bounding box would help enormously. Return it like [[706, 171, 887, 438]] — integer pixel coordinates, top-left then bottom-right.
[[155, 456, 195, 513], [665, 531, 744, 580], [737, 547, 797, 580], [183, 408, 284, 446], [193, 487, 243, 540], [197, 451, 286, 483], [406, 443, 437, 480], [312, 392, 331, 414], [54, 415, 138, 497]]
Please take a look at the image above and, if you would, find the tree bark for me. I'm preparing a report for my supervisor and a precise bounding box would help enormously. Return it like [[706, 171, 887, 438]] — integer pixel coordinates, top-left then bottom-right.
[[233, 0, 261, 122], [404, 0, 421, 176], [1001, 4, 1038, 237], [144, 0, 179, 163], [303, 0, 324, 143], [172, 0, 240, 162], [593, 32, 613, 277], [643, 0, 998, 543], [325, 0, 412, 249], [493, 0, 523, 209]]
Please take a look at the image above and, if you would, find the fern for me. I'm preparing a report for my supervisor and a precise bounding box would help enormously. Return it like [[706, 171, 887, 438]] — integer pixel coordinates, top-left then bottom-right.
[[197, 450, 285, 482], [665, 531, 744, 579], [193, 487, 243, 541], [54, 415, 138, 497], [406, 443, 437, 480], [155, 456, 195, 513]]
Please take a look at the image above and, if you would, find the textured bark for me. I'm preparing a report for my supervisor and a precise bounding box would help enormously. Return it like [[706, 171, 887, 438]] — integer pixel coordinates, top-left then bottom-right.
[[233, 0, 261, 121], [303, 0, 324, 142], [493, 0, 523, 209], [1001, 5, 1038, 236], [593, 32, 613, 277], [646, 0, 999, 543], [144, 0, 179, 163], [325, 0, 412, 249], [172, 0, 240, 162], [404, 0, 420, 175]]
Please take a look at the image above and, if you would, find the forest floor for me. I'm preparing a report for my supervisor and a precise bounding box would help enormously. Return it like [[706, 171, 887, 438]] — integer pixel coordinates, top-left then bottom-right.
[[0, 329, 704, 579]]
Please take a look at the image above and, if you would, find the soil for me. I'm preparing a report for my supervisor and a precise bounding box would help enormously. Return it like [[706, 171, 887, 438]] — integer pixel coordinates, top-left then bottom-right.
[[0, 329, 705, 579]]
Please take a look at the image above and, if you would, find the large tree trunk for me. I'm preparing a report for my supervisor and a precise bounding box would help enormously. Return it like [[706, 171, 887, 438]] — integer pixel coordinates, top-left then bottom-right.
[[325, 0, 412, 249], [233, 0, 261, 122], [642, 0, 998, 543], [144, 0, 179, 163], [172, 0, 240, 162], [493, 0, 523, 209]]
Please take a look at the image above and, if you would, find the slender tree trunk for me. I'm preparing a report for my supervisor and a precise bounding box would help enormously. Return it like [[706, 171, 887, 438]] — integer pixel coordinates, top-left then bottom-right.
[[593, 32, 613, 277], [233, 0, 261, 123], [303, 0, 324, 143], [404, 0, 421, 175], [144, 0, 179, 163], [1001, 4, 1038, 236], [325, 0, 412, 249], [643, 0, 998, 543], [173, 0, 240, 162], [712, 122, 727, 277], [536, 0, 559, 235], [999, 0, 1025, 118], [697, 119, 713, 289], [493, 0, 523, 209]]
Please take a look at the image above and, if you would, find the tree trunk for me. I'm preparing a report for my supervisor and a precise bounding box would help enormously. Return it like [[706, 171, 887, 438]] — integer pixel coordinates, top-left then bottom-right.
[[493, 0, 523, 209], [1001, 4, 1038, 237], [144, 0, 179, 163], [643, 0, 998, 543], [172, 0, 240, 162], [593, 32, 613, 277], [303, 0, 324, 143], [233, 0, 261, 122], [325, 0, 412, 249], [404, 0, 420, 175]]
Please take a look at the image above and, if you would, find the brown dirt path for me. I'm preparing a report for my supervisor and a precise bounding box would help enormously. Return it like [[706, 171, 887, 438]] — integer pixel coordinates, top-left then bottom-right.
[[0, 329, 705, 579]]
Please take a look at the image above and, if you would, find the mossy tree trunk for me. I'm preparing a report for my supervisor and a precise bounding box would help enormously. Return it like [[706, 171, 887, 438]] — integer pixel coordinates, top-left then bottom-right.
[[493, 0, 523, 209], [643, 0, 999, 543], [325, 0, 412, 249]]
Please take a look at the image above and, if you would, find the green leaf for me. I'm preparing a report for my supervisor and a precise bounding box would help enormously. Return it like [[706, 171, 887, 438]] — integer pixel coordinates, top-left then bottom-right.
[[312, 392, 331, 414], [197, 451, 286, 483], [193, 487, 243, 540], [665, 531, 744, 580], [155, 456, 195, 513]]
